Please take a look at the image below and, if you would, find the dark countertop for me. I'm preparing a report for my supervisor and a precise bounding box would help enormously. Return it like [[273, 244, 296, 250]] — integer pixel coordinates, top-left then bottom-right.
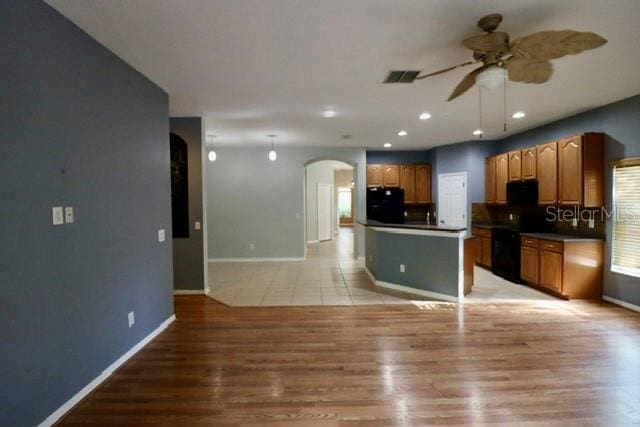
[[520, 232, 605, 243], [359, 220, 466, 233]]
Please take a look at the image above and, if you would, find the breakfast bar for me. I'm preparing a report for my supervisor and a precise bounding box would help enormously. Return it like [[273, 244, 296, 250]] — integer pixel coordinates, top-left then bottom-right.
[[360, 221, 469, 302]]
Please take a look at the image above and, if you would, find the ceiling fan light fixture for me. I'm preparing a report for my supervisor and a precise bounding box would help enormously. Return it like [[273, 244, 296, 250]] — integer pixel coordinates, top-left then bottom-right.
[[512, 111, 526, 119], [476, 66, 506, 90]]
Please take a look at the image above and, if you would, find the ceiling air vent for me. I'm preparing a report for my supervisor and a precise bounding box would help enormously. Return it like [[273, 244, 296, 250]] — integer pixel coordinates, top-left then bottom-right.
[[383, 70, 421, 84]]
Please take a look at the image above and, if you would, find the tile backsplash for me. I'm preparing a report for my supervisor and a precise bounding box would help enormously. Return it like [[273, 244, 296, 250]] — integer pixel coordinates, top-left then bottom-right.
[[471, 203, 606, 238]]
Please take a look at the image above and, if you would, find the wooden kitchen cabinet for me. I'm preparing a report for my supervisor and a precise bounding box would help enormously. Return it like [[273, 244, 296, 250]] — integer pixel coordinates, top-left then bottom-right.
[[415, 164, 431, 203], [471, 227, 492, 269], [558, 133, 604, 207], [367, 165, 383, 187], [519, 236, 603, 299], [399, 164, 416, 203], [382, 165, 400, 186], [495, 153, 509, 204], [520, 246, 539, 285], [485, 156, 496, 204], [537, 141, 558, 205], [508, 150, 522, 181], [539, 248, 563, 292], [522, 147, 537, 179]]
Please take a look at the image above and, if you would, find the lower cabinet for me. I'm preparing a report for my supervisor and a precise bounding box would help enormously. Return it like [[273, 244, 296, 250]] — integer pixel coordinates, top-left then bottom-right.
[[472, 227, 492, 269], [519, 237, 603, 299], [520, 246, 539, 285], [539, 249, 562, 292]]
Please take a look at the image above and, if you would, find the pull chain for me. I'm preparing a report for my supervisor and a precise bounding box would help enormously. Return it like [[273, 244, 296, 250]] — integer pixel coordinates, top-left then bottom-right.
[[503, 69, 507, 132], [478, 86, 483, 139]]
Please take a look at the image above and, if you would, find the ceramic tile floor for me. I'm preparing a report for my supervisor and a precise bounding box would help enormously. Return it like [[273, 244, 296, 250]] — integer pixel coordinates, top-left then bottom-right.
[[207, 228, 560, 307], [207, 228, 431, 306]]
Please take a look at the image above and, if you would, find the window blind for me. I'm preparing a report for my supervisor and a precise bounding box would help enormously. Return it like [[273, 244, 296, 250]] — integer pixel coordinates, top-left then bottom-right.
[[612, 163, 640, 278]]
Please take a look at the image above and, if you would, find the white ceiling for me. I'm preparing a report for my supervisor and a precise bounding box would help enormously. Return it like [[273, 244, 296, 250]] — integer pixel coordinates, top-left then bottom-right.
[[48, 0, 640, 149]]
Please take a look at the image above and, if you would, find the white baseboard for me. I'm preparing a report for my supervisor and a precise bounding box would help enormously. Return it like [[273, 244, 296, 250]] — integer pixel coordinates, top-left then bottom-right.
[[208, 257, 305, 262], [173, 289, 205, 295], [38, 314, 176, 427], [306, 240, 319, 244], [364, 266, 459, 303], [603, 295, 640, 313]]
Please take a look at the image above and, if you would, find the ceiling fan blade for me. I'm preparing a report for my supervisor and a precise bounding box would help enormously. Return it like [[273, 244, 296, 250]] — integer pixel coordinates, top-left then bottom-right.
[[505, 56, 553, 83], [447, 66, 487, 101], [510, 30, 607, 60], [462, 31, 510, 54], [414, 60, 479, 80], [477, 13, 503, 33]]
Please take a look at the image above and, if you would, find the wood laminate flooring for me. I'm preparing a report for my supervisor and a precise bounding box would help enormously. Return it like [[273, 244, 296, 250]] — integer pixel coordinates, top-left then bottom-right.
[[59, 296, 640, 426]]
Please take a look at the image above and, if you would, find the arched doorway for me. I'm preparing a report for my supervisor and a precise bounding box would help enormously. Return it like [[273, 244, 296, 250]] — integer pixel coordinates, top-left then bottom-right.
[[303, 159, 356, 259]]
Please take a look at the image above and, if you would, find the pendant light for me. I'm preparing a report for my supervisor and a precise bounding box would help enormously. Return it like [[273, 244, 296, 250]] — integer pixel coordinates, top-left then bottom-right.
[[206, 134, 217, 162], [267, 134, 277, 161]]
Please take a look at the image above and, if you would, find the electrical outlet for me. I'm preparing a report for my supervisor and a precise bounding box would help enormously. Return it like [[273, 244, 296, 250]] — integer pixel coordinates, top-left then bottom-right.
[[52, 207, 64, 225], [588, 218, 595, 229], [128, 311, 135, 328], [572, 218, 578, 227], [249, 243, 255, 250], [158, 229, 166, 242], [64, 207, 74, 223], [400, 264, 405, 273], [509, 213, 514, 221], [194, 221, 201, 230]]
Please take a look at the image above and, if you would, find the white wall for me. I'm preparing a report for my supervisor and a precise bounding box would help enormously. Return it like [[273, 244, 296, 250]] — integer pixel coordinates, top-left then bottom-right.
[[206, 147, 366, 259]]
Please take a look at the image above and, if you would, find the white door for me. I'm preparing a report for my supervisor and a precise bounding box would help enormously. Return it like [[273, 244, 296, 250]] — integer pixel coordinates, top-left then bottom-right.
[[438, 173, 467, 228], [317, 184, 333, 241]]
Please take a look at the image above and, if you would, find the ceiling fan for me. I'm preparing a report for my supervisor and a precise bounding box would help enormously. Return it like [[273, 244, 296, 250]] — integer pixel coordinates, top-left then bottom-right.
[[386, 13, 607, 101]]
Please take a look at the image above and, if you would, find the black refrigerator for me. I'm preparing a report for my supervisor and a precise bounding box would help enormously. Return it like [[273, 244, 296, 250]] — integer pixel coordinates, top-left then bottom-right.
[[367, 187, 405, 224]]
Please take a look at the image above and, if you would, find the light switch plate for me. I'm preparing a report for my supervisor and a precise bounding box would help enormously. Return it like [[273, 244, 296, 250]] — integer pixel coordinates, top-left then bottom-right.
[[400, 264, 406, 273], [64, 207, 74, 223], [194, 221, 201, 230], [158, 229, 166, 242], [128, 311, 135, 328], [52, 207, 64, 225]]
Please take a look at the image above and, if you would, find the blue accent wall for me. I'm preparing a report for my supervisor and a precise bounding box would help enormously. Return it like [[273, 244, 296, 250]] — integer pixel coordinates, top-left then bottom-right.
[[366, 150, 433, 165], [0, 2, 173, 425]]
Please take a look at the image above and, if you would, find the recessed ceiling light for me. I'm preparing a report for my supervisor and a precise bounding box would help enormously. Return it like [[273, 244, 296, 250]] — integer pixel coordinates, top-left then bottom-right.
[[397, 130, 408, 136], [384, 142, 392, 148], [419, 112, 431, 120], [323, 109, 337, 118], [512, 111, 526, 119], [473, 129, 483, 136]]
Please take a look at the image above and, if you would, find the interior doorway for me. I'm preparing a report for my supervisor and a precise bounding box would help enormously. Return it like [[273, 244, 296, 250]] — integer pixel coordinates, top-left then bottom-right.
[[304, 160, 354, 248], [437, 172, 467, 228]]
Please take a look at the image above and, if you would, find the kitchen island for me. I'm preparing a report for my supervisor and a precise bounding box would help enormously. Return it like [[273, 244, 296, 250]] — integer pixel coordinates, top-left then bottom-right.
[[359, 221, 470, 302]]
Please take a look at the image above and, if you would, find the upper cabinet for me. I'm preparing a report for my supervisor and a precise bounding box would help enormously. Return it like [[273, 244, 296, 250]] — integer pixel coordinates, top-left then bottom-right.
[[415, 164, 432, 203], [537, 141, 558, 205], [382, 165, 400, 186], [485, 133, 604, 207], [495, 153, 509, 204], [485, 156, 497, 204], [508, 150, 522, 181], [400, 164, 416, 203], [367, 165, 383, 187], [522, 147, 537, 180], [367, 163, 431, 203], [558, 133, 604, 207]]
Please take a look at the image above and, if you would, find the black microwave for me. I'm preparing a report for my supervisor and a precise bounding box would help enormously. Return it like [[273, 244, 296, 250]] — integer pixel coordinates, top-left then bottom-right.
[[507, 180, 538, 205]]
